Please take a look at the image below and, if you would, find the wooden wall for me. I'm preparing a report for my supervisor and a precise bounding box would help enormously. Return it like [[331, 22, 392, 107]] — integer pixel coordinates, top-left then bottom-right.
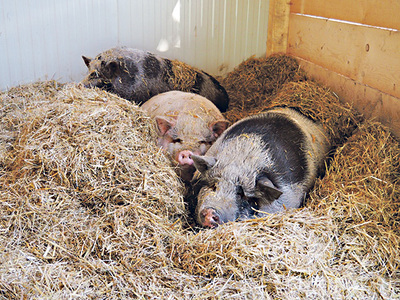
[[267, 0, 400, 139]]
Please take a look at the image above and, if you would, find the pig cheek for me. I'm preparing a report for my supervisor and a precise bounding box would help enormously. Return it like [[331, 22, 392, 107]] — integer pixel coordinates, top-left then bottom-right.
[[197, 188, 235, 224], [81, 75, 96, 88], [156, 137, 169, 151], [157, 137, 176, 159], [198, 143, 209, 155], [197, 188, 215, 208], [169, 143, 183, 162]]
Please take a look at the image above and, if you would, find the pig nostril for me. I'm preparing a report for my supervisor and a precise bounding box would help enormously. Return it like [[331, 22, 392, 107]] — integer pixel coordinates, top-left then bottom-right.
[[213, 214, 219, 223], [200, 208, 221, 228], [211, 215, 220, 227]]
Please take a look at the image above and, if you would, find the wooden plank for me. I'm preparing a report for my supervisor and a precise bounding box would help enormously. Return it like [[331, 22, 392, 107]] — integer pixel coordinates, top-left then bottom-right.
[[291, 0, 400, 30], [296, 57, 400, 140], [266, 0, 290, 55], [287, 13, 400, 99]]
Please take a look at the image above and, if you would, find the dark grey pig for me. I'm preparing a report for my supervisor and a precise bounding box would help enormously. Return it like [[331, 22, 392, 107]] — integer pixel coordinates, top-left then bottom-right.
[[141, 91, 229, 182], [81, 47, 230, 112], [190, 108, 330, 228]]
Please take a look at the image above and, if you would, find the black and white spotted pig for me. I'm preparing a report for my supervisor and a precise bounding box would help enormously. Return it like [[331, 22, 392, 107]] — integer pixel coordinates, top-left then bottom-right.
[[81, 47, 230, 112], [190, 108, 330, 228], [141, 91, 229, 182]]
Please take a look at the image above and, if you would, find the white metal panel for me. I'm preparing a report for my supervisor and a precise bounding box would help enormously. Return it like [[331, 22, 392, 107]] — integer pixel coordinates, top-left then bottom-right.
[[0, 0, 269, 90]]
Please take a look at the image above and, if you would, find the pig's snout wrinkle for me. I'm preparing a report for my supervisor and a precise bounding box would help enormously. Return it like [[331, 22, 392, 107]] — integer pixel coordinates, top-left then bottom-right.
[[200, 208, 221, 228], [177, 150, 194, 166]]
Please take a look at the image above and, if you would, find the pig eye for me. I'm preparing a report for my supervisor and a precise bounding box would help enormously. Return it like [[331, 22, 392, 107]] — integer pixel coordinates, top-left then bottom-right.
[[90, 71, 99, 79], [172, 138, 182, 144], [200, 140, 213, 146]]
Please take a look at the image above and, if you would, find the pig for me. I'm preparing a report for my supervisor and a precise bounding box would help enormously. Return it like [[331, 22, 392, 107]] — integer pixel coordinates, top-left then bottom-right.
[[81, 47, 230, 112], [141, 91, 229, 182], [189, 107, 330, 228]]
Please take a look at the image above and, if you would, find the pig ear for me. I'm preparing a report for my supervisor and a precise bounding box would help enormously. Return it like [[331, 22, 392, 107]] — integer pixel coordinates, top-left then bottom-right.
[[192, 155, 217, 173], [82, 56, 92, 67], [210, 120, 229, 138], [155, 116, 176, 135], [255, 176, 282, 200]]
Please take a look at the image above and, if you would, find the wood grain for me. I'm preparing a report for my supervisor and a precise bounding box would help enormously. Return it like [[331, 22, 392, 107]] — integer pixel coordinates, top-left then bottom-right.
[[287, 13, 400, 99], [266, 0, 290, 55], [291, 0, 400, 30], [296, 56, 400, 139]]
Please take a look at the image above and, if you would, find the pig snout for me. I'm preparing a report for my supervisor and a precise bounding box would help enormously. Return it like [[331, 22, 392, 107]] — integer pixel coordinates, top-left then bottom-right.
[[177, 150, 194, 166], [200, 208, 221, 228], [175, 150, 197, 182]]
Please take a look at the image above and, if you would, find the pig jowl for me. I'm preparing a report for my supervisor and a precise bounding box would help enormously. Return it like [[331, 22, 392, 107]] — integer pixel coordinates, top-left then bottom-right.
[[189, 108, 330, 228], [141, 91, 229, 182], [81, 47, 230, 112]]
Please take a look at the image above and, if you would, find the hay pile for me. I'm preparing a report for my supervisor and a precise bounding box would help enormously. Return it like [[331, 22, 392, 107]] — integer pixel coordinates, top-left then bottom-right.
[[168, 60, 200, 92], [0, 82, 187, 298], [221, 54, 306, 113], [1, 54, 399, 299], [308, 120, 400, 278]]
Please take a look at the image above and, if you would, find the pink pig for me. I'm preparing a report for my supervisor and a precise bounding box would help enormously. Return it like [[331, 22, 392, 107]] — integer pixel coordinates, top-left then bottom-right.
[[141, 91, 229, 182]]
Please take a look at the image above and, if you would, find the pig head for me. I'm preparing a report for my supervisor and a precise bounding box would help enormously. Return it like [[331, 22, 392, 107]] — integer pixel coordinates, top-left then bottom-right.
[[141, 91, 229, 182]]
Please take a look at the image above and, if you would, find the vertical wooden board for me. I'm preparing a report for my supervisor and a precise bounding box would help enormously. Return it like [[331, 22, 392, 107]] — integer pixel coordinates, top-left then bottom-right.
[[245, 0, 256, 59], [288, 13, 400, 99], [170, 0, 181, 56], [0, 2, 18, 87], [54, 2, 73, 76], [255, 0, 266, 56], [154, 0, 164, 53], [291, 0, 400, 31], [221, 0, 228, 63], [208, 0, 220, 72], [179, 0, 189, 61], [199, 0, 210, 68], [223, 0, 236, 70], [43, 0, 59, 78], [232, 0, 241, 63], [116, 0, 128, 45], [266, 0, 290, 55], [0, 1, 9, 85], [214, 0, 227, 74], [180, 0, 195, 64], [15, 0, 36, 83], [128, 0, 144, 48], [257, 0, 269, 55], [141, 0, 155, 51], [192, 0, 203, 66], [204, 0, 217, 71]]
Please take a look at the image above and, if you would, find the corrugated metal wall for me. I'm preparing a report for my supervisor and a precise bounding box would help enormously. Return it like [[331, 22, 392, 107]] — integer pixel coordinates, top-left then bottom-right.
[[0, 0, 269, 91]]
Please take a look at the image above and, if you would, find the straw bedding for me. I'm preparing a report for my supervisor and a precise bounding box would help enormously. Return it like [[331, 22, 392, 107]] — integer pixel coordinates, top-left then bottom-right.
[[1, 55, 399, 299], [169, 60, 200, 92]]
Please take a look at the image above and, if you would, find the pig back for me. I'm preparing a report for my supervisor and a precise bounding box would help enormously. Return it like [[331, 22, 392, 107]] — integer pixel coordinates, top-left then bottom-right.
[[191, 108, 330, 225], [81, 47, 229, 112], [206, 108, 329, 187]]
